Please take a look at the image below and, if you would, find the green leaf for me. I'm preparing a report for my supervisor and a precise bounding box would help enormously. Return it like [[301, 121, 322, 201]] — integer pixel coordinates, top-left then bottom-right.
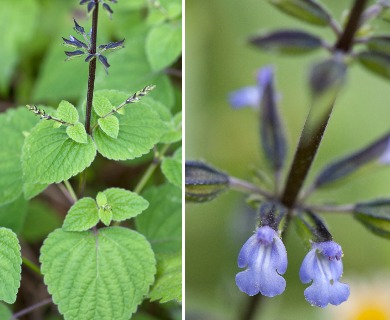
[[136, 184, 181, 254], [96, 192, 108, 207], [0, 0, 38, 94], [0, 228, 22, 304], [0, 303, 12, 320], [250, 30, 323, 54], [149, 253, 182, 303], [358, 51, 390, 80], [366, 36, 390, 55], [99, 208, 113, 226], [23, 182, 48, 200], [21, 201, 62, 243], [62, 198, 99, 232], [93, 103, 166, 160], [93, 96, 114, 117], [0, 107, 40, 205], [161, 147, 182, 188], [98, 115, 120, 139], [57, 101, 79, 124], [66, 122, 88, 144], [147, 0, 182, 25], [23, 121, 97, 184], [146, 22, 182, 71], [0, 196, 28, 234], [160, 111, 182, 144], [269, 0, 331, 26], [40, 227, 156, 320], [102, 188, 149, 222], [354, 200, 390, 239]]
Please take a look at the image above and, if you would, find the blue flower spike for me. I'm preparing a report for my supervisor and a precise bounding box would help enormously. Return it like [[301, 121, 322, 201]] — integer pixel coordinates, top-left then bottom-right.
[[228, 66, 274, 109], [300, 241, 350, 308], [236, 225, 287, 297]]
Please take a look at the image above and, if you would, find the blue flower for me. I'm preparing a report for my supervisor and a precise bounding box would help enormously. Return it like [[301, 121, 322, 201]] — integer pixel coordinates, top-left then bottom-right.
[[300, 241, 350, 308], [235, 225, 287, 297], [228, 66, 274, 109], [379, 138, 390, 165]]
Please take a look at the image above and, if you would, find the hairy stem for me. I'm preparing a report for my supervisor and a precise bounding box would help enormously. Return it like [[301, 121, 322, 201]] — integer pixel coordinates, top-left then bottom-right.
[[85, 0, 99, 135], [335, 0, 368, 52], [12, 298, 52, 319], [240, 295, 263, 320], [22, 256, 42, 276]]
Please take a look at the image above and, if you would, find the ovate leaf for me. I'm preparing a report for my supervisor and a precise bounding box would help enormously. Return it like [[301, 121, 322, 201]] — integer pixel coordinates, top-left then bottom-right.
[[358, 51, 390, 80], [160, 111, 182, 144], [40, 227, 156, 320], [269, 0, 331, 26], [102, 188, 149, 222], [98, 115, 119, 139], [146, 22, 182, 71], [62, 198, 99, 232], [161, 147, 182, 188], [185, 161, 230, 202], [136, 184, 181, 254], [0, 228, 22, 304], [93, 103, 166, 160], [23, 121, 97, 184], [93, 96, 113, 117], [250, 30, 322, 54], [66, 122, 88, 144], [149, 253, 182, 303], [99, 208, 113, 226], [57, 101, 79, 124]]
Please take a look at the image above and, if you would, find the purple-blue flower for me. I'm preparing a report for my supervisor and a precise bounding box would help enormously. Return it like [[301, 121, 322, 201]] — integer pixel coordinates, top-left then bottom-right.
[[379, 138, 390, 165], [300, 241, 350, 308], [236, 225, 287, 297], [228, 66, 274, 109]]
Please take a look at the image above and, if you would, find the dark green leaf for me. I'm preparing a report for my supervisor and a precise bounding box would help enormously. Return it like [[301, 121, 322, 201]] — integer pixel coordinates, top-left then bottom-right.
[[269, 0, 331, 26], [250, 30, 322, 54], [354, 200, 390, 238], [185, 161, 229, 202], [358, 51, 390, 80], [313, 132, 390, 189], [366, 36, 390, 55]]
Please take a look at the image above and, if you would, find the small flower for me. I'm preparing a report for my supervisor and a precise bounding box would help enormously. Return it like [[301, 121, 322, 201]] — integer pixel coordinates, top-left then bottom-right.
[[379, 138, 390, 164], [300, 241, 350, 308], [228, 66, 274, 109], [235, 225, 287, 297]]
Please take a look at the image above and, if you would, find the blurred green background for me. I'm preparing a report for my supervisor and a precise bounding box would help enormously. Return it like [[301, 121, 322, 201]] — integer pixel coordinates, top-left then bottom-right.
[[186, 0, 390, 319]]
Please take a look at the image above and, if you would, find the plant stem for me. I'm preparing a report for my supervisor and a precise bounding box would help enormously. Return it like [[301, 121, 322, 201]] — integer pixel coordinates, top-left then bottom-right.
[[134, 144, 170, 194], [85, 0, 99, 135], [229, 177, 273, 199], [22, 257, 42, 276], [12, 298, 52, 319], [335, 0, 368, 52], [64, 180, 77, 202], [304, 203, 355, 213], [240, 295, 263, 320]]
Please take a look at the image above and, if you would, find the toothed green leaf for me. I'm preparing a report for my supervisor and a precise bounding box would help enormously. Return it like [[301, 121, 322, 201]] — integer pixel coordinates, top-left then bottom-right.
[[62, 197, 99, 232], [93, 96, 113, 117], [98, 115, 119, 139], [57, 100, 79, 124], [93, 103, 166, 160], [0, 196, 28, 234], [0, 228, 22, 304], [40, 227, 156, 320], [66, 122, 88, 143], [161, 147, 182, 188], [102, 188, 149, 222], [23, 121, 97, 184], [99, 207, 113, 226]]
